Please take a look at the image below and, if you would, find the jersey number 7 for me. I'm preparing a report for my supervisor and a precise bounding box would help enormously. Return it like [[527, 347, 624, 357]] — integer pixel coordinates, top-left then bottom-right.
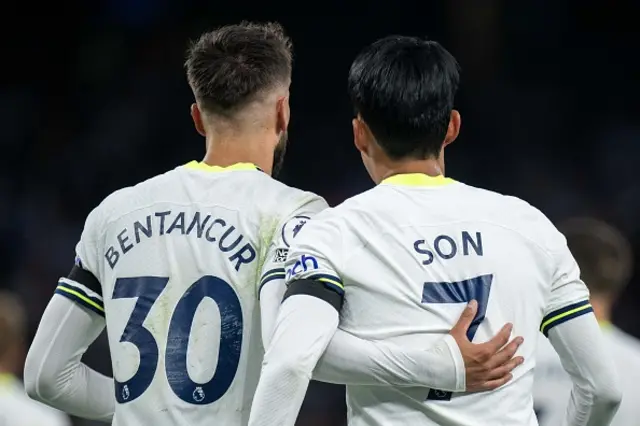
[[422, 274, 493, 401], [112, 276, 243, 405]]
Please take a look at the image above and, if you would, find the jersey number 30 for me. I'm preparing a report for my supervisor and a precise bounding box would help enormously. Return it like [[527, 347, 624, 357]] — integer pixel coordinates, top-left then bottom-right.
[[112, 276, 242, 405], [422, 274, 493, 401]]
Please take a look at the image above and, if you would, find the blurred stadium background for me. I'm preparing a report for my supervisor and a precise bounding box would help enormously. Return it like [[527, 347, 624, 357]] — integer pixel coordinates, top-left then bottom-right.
[[1, 1, 638, 425]]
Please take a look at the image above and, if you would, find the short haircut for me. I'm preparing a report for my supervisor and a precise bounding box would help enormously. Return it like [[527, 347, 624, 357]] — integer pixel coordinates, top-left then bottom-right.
[[348, 36, 460, 160], [560, 218, 633, 296], [185, 21, 292, 117]]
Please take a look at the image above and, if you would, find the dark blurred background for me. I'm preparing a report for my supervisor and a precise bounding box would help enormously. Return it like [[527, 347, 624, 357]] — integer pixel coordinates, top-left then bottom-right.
[[1, 1, 638, 425]]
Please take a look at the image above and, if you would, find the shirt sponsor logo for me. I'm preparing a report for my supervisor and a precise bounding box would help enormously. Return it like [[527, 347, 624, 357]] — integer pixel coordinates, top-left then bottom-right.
[[286, 254, 318, 279]]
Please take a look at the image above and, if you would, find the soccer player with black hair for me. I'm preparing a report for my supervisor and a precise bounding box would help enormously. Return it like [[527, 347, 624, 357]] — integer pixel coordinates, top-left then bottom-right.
[[24, 23, 523, 425], [249, 36, 622, 426]]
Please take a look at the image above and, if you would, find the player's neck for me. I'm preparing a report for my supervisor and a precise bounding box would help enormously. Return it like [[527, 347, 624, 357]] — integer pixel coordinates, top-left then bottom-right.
[[202, 134, 275, 175], [378, 158, 445, 183]]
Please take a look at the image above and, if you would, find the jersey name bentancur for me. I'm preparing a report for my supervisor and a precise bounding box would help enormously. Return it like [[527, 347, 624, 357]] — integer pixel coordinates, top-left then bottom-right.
[[53, 161, 327, 426], [285, 173, 591, 426]]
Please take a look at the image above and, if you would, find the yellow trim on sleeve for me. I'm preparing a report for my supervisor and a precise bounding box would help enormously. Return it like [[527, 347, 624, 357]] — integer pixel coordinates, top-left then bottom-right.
[[184, 161, 258, 172], [317, 277, 345, 290], [56, 285, 105, 313], [540, 303, 592, 332], [381, 173, 455, 187]]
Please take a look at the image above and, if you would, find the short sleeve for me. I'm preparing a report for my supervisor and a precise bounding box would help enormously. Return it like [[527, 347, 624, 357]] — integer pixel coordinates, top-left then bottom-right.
[[540, 230, 592, 337], [284, 210, 345, 295], [258, 195, 329, 295], [54, 206, 105, 317]]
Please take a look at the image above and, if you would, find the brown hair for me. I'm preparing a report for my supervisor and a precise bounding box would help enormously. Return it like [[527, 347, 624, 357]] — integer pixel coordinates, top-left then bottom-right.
[[185, 21, 292, 117]]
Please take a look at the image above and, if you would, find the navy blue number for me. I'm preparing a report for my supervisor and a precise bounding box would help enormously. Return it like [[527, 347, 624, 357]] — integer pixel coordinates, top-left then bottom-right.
[[112, 276, 243, 405], [166, 276, 243, 405], [113, 277, 169, 403], [422, 274, 493, 401]]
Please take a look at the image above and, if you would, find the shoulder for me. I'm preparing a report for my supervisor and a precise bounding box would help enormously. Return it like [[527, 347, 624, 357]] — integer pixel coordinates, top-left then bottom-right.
[[84, 167, 179, 234], [260, 177, 328, 217], [290, 190, 374, 249], [459, 183, 565, 254], [258, 178, 328, 238]]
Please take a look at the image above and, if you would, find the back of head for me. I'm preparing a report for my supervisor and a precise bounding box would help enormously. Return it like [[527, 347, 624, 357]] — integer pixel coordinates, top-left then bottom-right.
[[185, 21, 293, 119], [560, 218, 633, 297], [348, 36, 460, 160]]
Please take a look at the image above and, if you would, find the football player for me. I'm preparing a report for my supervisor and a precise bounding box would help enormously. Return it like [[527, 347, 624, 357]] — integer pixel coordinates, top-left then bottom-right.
[[249, 35, 622, 426], [23, 24, 523, 426]]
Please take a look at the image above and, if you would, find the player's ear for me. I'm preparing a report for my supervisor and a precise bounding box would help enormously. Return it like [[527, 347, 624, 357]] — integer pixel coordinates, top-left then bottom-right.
[[352, 116, 369, 155], [443, 109, 461, 148], [276, 95, 290, 135], [190, 103, 206, 137]]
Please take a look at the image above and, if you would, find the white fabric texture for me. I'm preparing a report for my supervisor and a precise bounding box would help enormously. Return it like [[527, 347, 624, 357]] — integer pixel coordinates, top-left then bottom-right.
[[260, 280, 464, 390], [24, 295, 114, 422], [547, 314, 622, 426]]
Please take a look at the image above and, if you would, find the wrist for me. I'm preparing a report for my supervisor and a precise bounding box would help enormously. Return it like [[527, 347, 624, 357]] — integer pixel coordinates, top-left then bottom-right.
[[441, 334, 466, 392]]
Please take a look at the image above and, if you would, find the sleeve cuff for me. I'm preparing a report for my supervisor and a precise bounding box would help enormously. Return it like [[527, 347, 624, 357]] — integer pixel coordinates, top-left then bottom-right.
[[441, 334, 466, 392]]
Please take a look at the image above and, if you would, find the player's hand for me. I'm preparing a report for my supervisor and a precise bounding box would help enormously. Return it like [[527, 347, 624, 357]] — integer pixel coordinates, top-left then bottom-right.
[[449, 300, 524, 392]]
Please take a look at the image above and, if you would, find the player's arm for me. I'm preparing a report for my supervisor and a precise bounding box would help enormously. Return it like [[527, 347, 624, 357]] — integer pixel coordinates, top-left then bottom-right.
[[313, 299, 522, 391], [251, 277, 343, 426], [259, 208, 523, 390], [24, 208, 115, 422], [258, 196, 328, 347], [542, 233, 622, 426], [251, 216, 523, 426]]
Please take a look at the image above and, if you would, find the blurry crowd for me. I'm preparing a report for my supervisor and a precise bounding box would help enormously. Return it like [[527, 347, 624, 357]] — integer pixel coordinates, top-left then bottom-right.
[[1, 1, 638, 425]]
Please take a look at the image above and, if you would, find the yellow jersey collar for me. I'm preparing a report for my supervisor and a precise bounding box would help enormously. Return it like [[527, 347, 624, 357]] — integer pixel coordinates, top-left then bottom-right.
[[184, 160, 261, 172], [381, 173, 455, 187]]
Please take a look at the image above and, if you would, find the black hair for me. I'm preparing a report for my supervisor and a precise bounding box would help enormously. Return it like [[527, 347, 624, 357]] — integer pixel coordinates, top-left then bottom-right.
[[348, 36, 460, 160], [185, 21, 292, 117]]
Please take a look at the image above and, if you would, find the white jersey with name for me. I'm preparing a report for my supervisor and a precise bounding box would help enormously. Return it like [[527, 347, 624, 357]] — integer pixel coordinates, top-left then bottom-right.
[[54, 161, 327, 426], [0, 374, 70, 426], [534, 324, 640, 426], [285, 173, 591, 426]]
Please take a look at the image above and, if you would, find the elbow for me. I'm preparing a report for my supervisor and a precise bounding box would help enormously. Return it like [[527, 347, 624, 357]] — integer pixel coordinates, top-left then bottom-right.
[[24, 350, 59, 403], [592, 382, 623, 412], [23, 355, 42, 401], [585, 373, 623, 415], [262, 349, 314, 381]]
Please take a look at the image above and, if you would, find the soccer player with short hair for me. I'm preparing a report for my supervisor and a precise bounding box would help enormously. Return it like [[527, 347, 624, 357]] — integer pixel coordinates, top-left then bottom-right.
[[23, 23, 523, 426], [248, 36, 623, 426], [534, 218, 640, 426]]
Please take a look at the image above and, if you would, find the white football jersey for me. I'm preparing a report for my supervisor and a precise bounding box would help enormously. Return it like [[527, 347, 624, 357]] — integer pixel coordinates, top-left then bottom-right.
[[534, 324, 640, 426], [54, 161, 327, 426], [0, 374, 70, 426], [285, 173, 592, 426]]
